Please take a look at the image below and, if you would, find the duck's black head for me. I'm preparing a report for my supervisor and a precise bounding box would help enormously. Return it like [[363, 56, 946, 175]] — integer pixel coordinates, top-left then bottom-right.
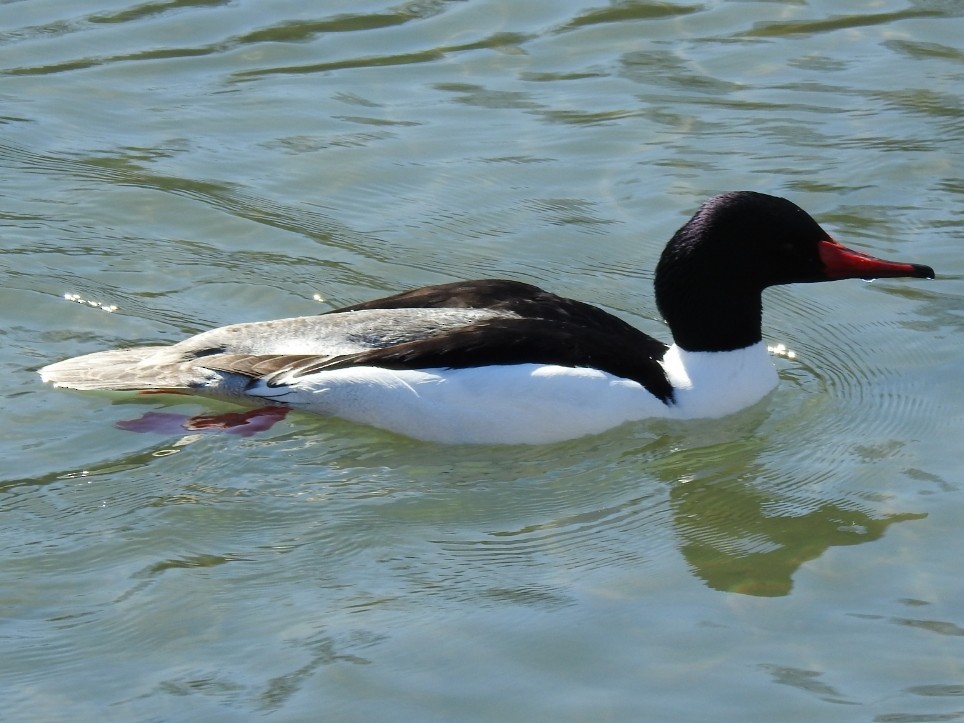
[[655, 191, 934, 352]]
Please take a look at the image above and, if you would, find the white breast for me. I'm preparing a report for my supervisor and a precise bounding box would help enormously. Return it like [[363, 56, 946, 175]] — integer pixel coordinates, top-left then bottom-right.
[[659, 341, 779, 419]]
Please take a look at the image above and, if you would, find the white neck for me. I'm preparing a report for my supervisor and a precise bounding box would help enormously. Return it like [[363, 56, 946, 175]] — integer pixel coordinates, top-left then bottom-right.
[[659, 341, 779, 419]]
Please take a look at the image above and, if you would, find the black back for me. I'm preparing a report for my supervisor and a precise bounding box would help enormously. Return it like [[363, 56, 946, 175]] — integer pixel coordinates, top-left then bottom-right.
[[319, 280, 674, 402]]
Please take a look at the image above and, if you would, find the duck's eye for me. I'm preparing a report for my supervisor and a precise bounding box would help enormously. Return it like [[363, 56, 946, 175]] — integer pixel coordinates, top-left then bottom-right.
[[778, 240, 798, 256]]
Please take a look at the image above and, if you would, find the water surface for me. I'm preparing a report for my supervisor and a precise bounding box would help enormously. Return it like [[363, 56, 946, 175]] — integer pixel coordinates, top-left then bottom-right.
[[2, 1, 962, 720]]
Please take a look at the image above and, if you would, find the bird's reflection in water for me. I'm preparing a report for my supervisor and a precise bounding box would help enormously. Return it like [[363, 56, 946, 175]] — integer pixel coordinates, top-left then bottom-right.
[[669, 474, 923, 596]]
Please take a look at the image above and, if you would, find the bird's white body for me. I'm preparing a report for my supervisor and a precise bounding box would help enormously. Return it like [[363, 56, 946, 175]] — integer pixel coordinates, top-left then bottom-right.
[[243, 341, 777, 444]]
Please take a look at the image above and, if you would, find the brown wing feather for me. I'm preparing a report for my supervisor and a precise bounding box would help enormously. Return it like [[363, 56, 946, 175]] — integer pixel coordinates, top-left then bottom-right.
[[199, 354, 327, 379]]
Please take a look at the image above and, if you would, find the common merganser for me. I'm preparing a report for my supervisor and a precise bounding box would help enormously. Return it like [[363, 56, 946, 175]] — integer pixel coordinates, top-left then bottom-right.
[[39, 192, 934, 444]]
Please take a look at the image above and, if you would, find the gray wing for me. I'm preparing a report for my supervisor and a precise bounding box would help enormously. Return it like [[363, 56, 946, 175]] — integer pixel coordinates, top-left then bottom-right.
[[39, 307, 514, 393]]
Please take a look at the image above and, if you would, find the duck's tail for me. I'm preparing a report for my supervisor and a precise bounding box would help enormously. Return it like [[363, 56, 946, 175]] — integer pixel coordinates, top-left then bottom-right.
[[38, 347, 193, 392]]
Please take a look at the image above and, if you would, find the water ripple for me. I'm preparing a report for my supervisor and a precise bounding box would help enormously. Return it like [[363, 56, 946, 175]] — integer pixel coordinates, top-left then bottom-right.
[[741, 7, 948, 38], [2, 0, 961, 717], [555, 1, 702, 33]]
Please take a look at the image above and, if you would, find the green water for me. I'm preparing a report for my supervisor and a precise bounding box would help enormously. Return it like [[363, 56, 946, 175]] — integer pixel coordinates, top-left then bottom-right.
[[2, 1, 962, 720]]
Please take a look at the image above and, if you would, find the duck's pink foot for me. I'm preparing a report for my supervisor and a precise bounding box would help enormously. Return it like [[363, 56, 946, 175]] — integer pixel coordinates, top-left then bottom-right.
[[116, 406, 290, 437]]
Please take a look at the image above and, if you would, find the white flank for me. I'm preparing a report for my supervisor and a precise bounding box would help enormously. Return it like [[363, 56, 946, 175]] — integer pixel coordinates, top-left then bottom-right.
[[243, 342, 778, 444]]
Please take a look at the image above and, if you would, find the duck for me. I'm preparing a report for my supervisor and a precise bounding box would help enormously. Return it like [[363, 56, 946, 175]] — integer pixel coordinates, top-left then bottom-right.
[[39, 191, 934, 444]]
